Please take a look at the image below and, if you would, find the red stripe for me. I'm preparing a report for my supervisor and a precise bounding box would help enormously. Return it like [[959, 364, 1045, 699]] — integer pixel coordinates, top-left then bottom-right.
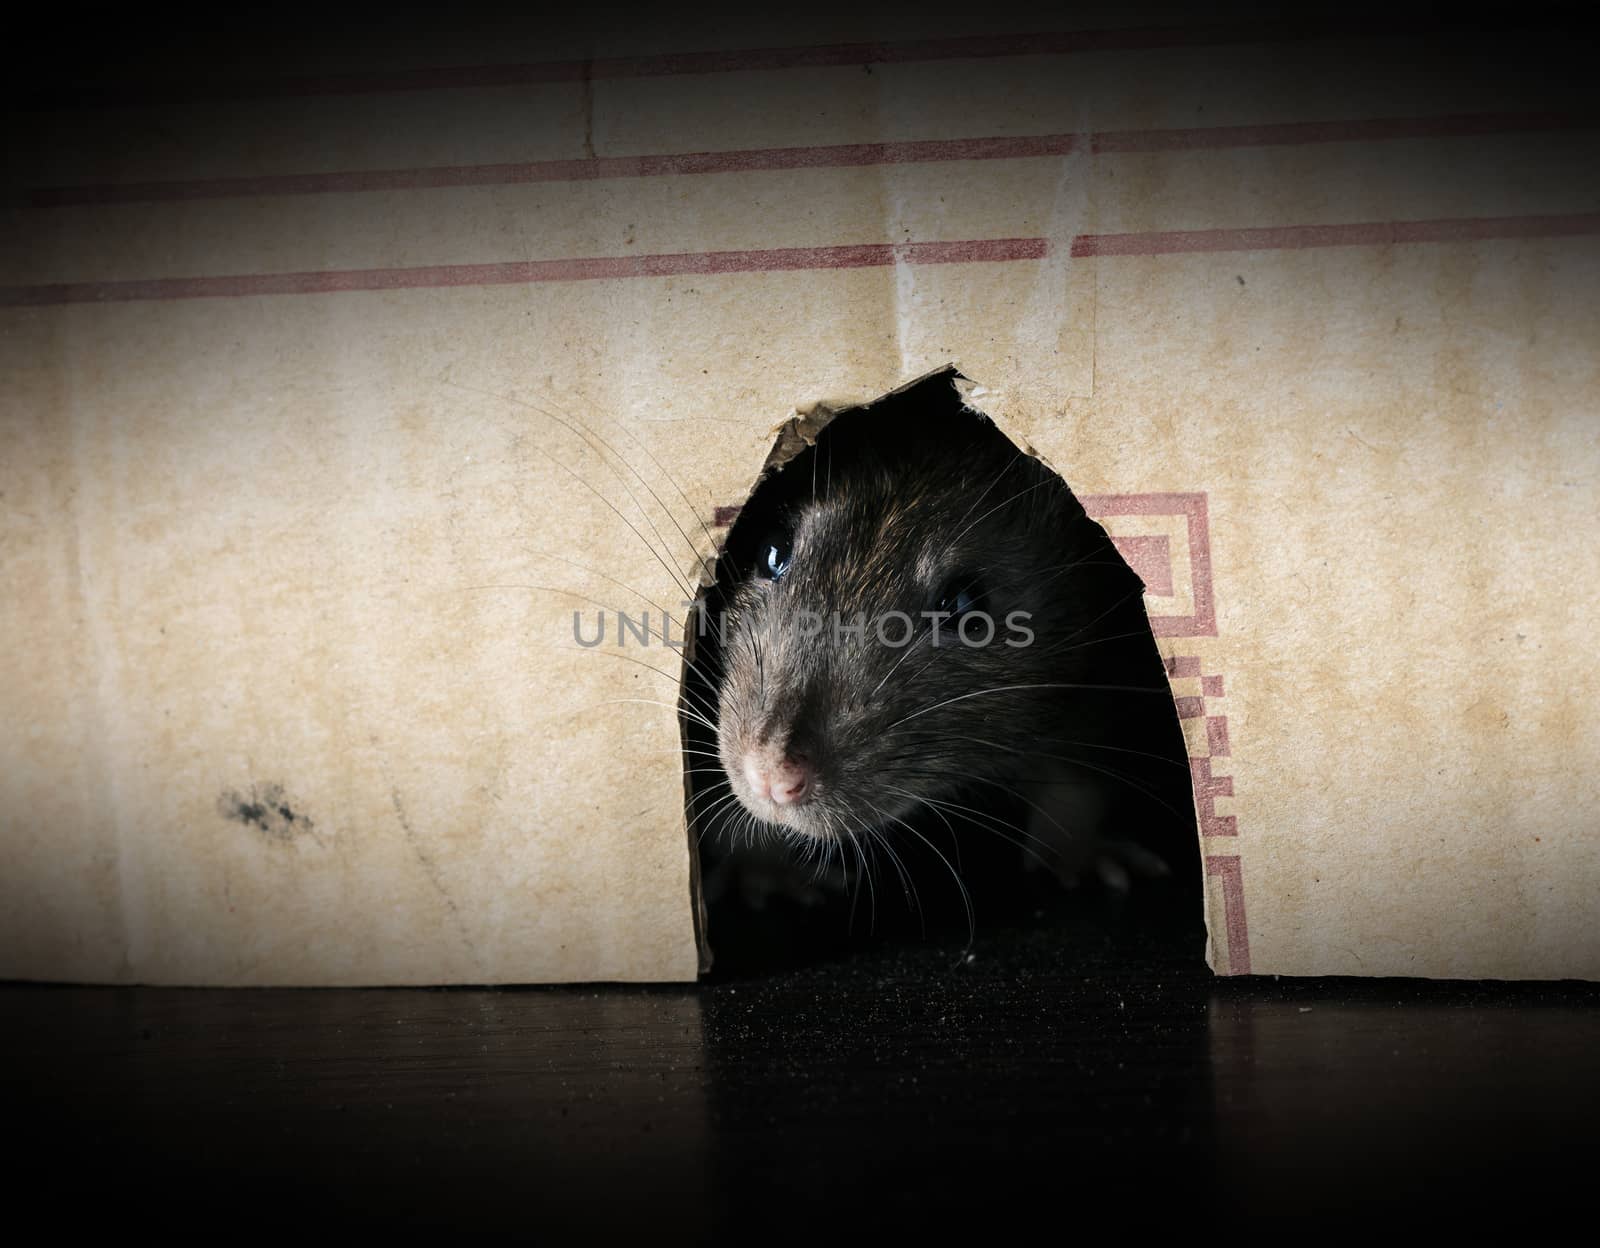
[[28, 136, 1080, 207], [0, 238, 1048, 306], [1072, 212, 1600, 257], [6, 212, 1593, 307], [1205, 855, 1251, 975], [1191, 758, 1237, 840], [31, 111, 1593, 208], [25, 19, 1455, 109], [1083, 491, 1216, 637], [1090, 109, 1594, 153]]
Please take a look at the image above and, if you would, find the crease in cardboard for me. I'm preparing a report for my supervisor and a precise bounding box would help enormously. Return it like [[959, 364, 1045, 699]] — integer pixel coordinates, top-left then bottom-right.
[[61, 378, 140, 982], [376, 747, 484, 977]]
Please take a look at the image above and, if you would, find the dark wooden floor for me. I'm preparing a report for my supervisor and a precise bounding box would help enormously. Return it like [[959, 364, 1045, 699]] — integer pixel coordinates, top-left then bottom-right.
[[6, 894, 1598, 1235]]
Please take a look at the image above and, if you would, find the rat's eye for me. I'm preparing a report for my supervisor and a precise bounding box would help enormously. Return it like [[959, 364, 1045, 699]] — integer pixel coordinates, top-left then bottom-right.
[[935, 575, 982, 617], [761, 539, 793, 580]]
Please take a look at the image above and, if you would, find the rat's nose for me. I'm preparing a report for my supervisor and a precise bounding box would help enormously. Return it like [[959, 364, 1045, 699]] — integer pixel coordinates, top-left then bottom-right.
[[742, 749, 815, 806]]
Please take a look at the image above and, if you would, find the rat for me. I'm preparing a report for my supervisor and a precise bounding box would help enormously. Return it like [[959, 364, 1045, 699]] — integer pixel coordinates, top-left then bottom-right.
[[685, 379, 1198, 929]]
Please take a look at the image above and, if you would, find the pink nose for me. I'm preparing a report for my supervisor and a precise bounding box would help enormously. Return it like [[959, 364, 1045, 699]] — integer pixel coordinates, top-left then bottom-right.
[[742, 751, 815, 806]]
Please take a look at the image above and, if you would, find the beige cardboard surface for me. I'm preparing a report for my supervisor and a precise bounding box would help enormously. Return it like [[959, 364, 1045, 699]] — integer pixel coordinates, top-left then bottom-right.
[[3, 13, 1597, 982]]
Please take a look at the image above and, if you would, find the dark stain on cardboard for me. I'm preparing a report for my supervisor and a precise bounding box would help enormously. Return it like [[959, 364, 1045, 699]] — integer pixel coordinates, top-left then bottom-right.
[[579, 59, 597, 160], [218, 782, 316, 841]]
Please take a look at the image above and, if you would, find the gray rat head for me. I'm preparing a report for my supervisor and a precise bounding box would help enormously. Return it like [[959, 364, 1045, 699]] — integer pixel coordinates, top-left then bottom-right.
[[711, 402, 1141, 847]]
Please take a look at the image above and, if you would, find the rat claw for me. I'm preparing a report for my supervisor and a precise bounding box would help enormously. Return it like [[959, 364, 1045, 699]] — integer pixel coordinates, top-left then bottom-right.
[[1105, 839, 1172, 879], [725, 850, 851, 910], [1095, 854, 1132, 893]]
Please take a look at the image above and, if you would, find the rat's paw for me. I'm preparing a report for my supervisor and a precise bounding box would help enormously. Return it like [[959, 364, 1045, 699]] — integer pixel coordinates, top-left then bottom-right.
[[1020, 770, 1174, 895], [741, 863, 848, 910], [705, 848, 850, 911], [1022, 805, 1171, 894], [1026, 835, 1171, 893], [1089, 839, 1172, 894]]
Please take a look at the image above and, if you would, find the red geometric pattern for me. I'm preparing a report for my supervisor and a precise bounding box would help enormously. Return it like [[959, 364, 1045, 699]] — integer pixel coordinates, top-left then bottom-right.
[[1085, 492, 1248, 976], [1164, 651, 1248, 973], [1081, 492, 1217, 637]]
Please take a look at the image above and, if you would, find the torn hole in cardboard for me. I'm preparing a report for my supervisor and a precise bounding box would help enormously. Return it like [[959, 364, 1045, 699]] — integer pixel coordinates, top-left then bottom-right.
[[679, 367, 1203, 975]]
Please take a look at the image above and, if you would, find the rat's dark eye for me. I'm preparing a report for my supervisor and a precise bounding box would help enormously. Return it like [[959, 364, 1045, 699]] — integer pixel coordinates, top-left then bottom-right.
[[761, 539, 793, 581], [935, 575, 982, 617]]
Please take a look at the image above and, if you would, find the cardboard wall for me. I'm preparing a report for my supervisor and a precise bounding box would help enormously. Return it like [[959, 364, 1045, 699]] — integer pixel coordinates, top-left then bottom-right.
[[3, 10, 1597, 982]]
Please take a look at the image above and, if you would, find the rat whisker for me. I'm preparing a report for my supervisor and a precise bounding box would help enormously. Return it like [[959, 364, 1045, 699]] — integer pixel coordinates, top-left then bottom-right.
[[1051, 584, 1154, 652], [874, 799, 973, 953], [876, 824, 925, 940], [579, 648, 721, 720], [542, 405, 718, 587], [522, 548, 684, 620], [685, 777, 734, 820], [530, 442, 695, 600], [836, 810, 877, 934], [944, 477, 1053, 551], [883, 682, 1178, 730], [552, 394, 725, 584], [882, 782, 965, 877], [692, 792, 742, 847], [888, 781, 1067, 868], [860, 813, 916, 912], [867, 625, 931, 700], [942, 447, 1022, 550], [664, 749, 729, 766], [597, 697, 718, 734], [450, 376, 714, 587], [1032, 628, 1169, 659], [1024, 735, 1193, 769], [960, 735, 1190, 821], [471, 584, 722, 704], [1028, 555, 1141, 593], [688, 793, 736, 844], [808, 829, 838, 887]]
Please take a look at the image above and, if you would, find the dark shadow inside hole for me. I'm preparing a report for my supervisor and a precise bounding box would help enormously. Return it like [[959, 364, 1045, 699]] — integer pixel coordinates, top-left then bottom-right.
[[680, 369, 1203, 978]]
